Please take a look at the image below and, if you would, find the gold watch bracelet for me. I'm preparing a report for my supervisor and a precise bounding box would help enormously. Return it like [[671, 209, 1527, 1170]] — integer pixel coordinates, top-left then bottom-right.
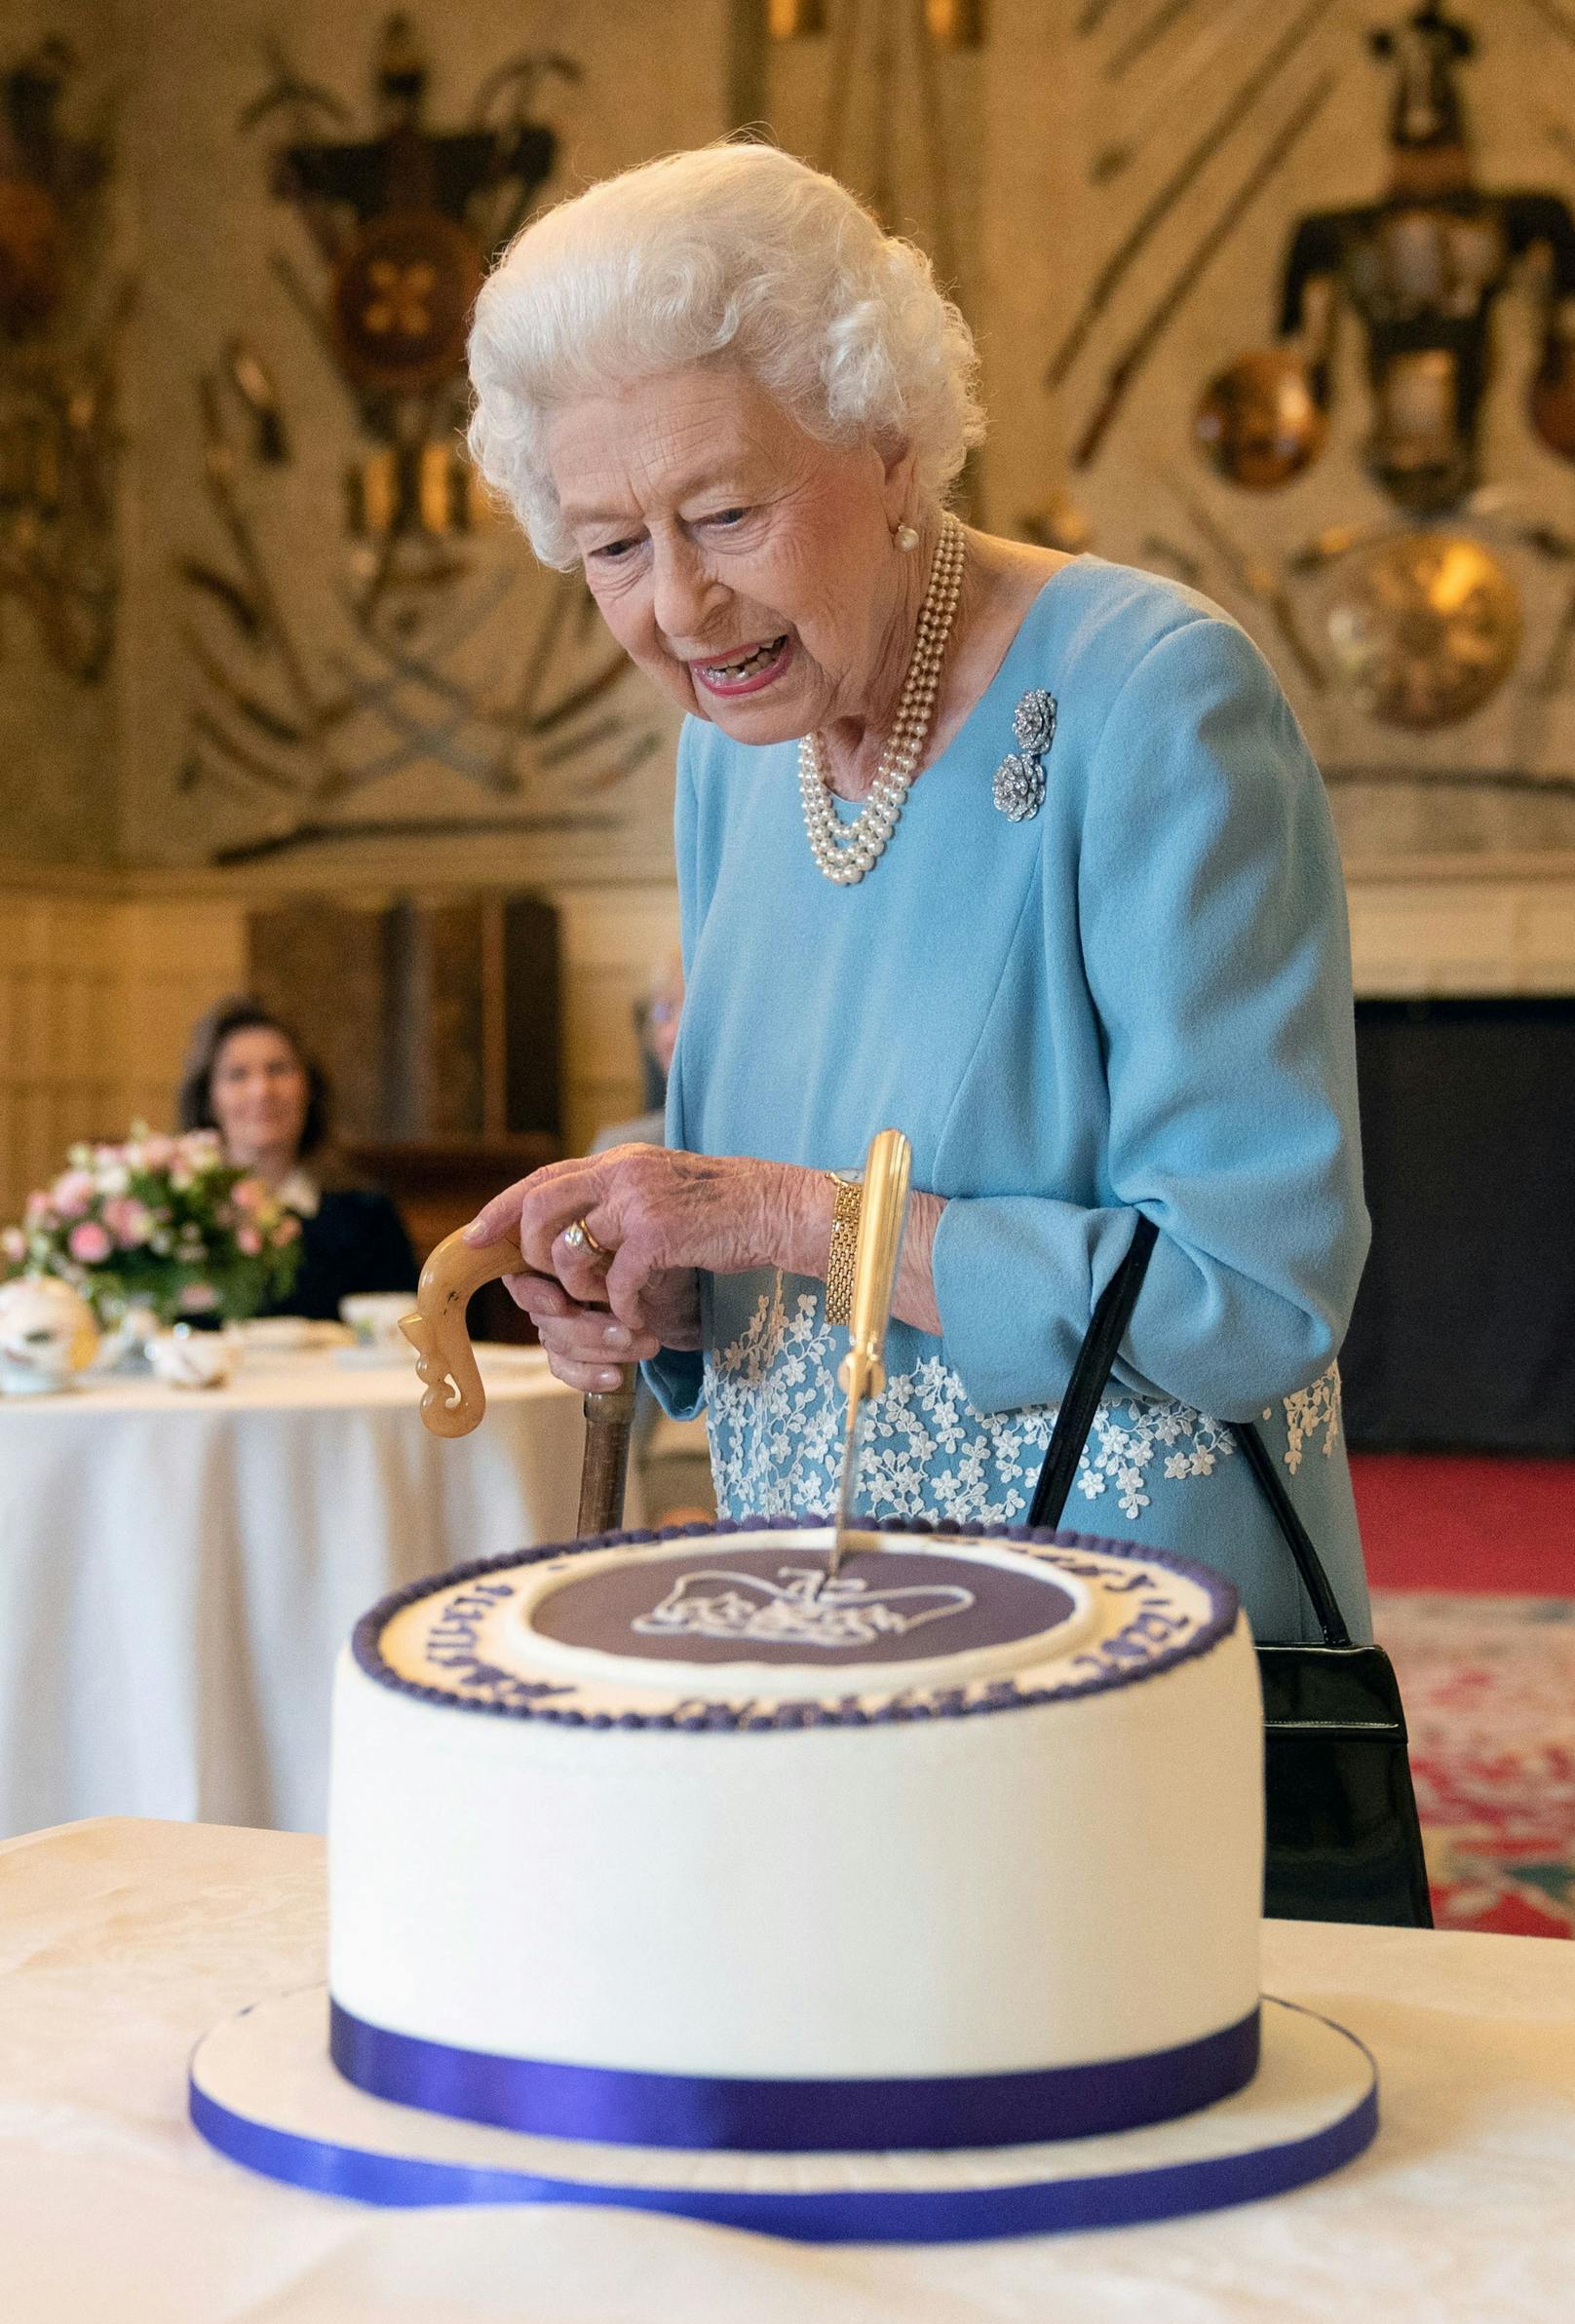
[[825, 1171, 863, 1327]]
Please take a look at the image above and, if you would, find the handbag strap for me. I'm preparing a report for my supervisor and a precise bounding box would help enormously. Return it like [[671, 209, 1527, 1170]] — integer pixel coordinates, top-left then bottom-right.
[[1027, 1216, 1157, 1529], [1227, 1421, 1350, 1649], [1027, 1213, 1352, 1649]]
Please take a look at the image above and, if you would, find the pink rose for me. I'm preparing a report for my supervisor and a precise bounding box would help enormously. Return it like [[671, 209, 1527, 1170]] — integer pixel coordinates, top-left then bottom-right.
[[232, 1177, 266, 1215], [140, 1134, 175, 1169], [236, 1224, 263, 1256], [103, 1197, 153, 1250], [1, 1225, 25, 1262], [67, 1220, 113, 1264], [52, 1169, 96, 1220], [274, 1213, 301, 1244], [23, 1192, 54, 1229]]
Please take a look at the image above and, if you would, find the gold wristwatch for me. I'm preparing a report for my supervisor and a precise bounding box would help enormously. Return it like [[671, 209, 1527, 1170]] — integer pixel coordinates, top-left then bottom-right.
[[825, 1171, 863, 1327]]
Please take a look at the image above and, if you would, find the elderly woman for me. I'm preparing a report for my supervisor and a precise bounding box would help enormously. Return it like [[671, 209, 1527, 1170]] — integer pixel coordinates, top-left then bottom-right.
[[465, 144, 1371, 1644]]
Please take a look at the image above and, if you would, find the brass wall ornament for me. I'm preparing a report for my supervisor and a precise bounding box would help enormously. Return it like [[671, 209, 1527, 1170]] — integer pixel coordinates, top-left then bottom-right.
[[1323, 531, 1521, 729], [0, 38, 121, 684], [251, 14, 575, 520], [1203, 4, 1575, 513], [1193, 348, 1327, 491]]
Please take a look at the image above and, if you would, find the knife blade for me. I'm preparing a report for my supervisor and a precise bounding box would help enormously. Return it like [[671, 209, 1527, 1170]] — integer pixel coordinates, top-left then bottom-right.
[[829, 1127, 912, 1577]]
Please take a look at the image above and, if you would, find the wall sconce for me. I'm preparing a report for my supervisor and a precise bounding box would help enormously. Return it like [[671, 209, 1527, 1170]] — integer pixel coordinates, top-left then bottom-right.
[[343, 440, 488, 543], [769, 3, 985, 43], [925, 0, 986, 44], [768, 1, 828, 36]]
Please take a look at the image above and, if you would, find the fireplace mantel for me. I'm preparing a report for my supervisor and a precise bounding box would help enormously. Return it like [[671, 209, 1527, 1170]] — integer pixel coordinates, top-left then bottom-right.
[[1343, 854, 1575, 997]]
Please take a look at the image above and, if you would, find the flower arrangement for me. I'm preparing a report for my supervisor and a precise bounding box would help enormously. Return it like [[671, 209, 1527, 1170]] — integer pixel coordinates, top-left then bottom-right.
[[0, 1126, 302, 1326]]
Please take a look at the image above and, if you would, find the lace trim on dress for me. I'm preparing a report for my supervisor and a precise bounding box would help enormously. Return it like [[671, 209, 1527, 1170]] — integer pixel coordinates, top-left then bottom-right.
[[704, 1281, 1345, 1526], [1271, 1366, 1345, 1472]]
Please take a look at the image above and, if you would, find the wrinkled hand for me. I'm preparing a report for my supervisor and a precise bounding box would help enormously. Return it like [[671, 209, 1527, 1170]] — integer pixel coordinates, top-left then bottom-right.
[[464, 1145, 803, 1396], [497, 1270, 695, 1395]]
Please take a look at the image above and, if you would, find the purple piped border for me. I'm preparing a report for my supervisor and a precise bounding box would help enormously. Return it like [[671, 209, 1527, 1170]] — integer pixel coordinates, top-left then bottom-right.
[[352, 1517, 1241, 1733]]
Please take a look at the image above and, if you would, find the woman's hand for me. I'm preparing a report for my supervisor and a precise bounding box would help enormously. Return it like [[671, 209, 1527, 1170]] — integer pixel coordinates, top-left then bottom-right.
[[463, 1145, 946, 1394], [501, 1267, 697, 1394], [464, 1146, 811, 1390]]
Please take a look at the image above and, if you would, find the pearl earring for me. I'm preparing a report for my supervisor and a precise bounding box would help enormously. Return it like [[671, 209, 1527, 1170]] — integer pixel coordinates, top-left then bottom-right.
[[895, 522, 920, 552]]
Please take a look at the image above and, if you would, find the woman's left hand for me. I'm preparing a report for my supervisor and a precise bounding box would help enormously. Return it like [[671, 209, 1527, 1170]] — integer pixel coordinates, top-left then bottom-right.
[[464, 1145, 806, 1341]]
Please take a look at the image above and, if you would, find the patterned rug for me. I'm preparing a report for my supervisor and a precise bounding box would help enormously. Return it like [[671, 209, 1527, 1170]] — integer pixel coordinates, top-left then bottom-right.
[[1372, 1589, 1575, 1938]]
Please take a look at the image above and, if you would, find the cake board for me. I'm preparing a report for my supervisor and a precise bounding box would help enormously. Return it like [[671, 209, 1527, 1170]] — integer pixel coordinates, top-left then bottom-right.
[[190, 1988, 1377, 2244]]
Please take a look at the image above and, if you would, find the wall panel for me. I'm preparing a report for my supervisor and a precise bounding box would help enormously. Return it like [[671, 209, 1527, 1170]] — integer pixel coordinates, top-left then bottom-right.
[[0, 869, 678, 1224]]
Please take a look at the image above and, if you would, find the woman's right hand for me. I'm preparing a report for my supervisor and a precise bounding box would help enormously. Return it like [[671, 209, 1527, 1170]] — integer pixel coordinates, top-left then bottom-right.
[[506, 1266, 700, 1394]]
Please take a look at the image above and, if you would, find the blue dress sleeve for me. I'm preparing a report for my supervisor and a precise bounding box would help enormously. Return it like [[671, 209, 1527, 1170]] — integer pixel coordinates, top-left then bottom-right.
[[643, 719, 709, 1421], [930, 615, 1369, 1423]]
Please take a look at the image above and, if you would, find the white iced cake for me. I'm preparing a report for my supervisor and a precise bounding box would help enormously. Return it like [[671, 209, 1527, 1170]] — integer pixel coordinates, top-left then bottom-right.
[[327, 1518, 1264, 2153]]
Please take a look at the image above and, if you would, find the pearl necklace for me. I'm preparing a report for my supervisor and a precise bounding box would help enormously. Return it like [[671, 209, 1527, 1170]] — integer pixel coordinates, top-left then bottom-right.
[[798, 511, 966, 887]]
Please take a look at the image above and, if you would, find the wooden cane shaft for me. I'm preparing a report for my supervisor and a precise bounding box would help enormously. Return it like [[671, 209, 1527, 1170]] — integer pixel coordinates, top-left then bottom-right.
[[576, 1371, 638, 1538]]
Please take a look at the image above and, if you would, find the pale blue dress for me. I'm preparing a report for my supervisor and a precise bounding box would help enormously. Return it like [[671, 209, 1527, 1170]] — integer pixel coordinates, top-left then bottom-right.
[[646, 555, 1373, 1646]]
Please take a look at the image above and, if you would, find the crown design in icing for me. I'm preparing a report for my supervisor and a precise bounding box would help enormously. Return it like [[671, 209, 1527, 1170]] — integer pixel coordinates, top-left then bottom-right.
[[632, 1565, 975, 1652]]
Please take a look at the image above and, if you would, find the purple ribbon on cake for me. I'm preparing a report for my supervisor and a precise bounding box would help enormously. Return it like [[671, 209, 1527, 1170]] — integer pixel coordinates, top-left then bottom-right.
[[327, 1999, 1262, 2153], [190, 2000, 1380, 2240]]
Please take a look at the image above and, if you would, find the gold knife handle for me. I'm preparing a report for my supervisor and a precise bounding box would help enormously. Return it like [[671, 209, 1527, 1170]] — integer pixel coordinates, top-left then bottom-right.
[[837, 1127, 912, 1404]]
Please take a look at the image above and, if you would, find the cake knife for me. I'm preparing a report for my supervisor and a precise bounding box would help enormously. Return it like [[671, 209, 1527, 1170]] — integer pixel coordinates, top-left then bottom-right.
[[829, 1126, 913, 1578]]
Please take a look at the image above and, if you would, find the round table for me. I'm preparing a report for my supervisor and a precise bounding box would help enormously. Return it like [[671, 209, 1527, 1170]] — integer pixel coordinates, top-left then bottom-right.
[[0, 1345, 590, 1838], [4, 1818, 1575, 2322]]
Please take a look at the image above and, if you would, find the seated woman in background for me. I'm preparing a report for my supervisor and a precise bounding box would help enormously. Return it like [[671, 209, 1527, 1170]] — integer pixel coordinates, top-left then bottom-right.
[[176, 996, 417, 1323]]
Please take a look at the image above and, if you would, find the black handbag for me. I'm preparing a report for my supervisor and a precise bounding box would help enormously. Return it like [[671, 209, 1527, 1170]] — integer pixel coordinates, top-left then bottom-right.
[[1029, 1215, 1434, 1929]]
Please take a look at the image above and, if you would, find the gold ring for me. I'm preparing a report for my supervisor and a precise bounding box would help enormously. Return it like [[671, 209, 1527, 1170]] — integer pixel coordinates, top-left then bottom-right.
[[563, 1217, 609, 1258]]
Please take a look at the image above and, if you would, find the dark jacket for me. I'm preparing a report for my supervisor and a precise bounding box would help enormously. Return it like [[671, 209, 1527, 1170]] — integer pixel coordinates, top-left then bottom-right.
[[266, 1188, 418, 1323]]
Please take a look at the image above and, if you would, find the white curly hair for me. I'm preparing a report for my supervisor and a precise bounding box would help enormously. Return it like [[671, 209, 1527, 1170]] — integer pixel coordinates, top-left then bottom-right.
[[466, 141, 984, 569]]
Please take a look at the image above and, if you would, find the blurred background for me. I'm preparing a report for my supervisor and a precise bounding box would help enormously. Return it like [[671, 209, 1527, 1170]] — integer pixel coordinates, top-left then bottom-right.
[[0, 1, 1571, 1918]]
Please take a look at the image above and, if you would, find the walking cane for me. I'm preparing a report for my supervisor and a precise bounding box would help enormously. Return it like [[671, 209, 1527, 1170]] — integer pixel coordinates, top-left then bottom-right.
[[401, 1229, 637, 1537]]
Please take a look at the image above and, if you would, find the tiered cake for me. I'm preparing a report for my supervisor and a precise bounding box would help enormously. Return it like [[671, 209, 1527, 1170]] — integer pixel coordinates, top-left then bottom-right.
[[190, 1520, 1379, 2237]]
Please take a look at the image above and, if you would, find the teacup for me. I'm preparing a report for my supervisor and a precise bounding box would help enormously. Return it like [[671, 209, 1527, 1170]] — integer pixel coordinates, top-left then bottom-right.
[[148, 1328, 236, 1391], [0, 1276, 99, 1394], [339, 1291, 416, 1351]]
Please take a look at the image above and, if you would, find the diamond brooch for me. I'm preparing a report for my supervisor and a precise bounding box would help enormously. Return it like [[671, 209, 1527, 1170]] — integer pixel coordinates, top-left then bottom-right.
[[992, 689, 1056, 821]]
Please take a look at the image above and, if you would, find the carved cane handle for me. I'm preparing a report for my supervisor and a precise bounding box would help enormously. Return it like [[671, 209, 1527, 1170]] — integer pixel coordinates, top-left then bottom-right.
[[403, 1228, 638, 1538], [401, 1228, 525, 1438]]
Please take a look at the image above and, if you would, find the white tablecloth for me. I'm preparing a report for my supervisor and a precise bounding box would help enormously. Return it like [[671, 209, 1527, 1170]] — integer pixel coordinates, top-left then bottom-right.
[[0, 1350, 588, 1839], [1, 1818, 1572, 2324]]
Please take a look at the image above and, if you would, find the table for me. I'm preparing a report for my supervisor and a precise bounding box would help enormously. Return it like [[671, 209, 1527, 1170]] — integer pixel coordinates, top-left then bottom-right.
[[0, 1348, 589, 1840], [2, 1818, 1573, 2324]]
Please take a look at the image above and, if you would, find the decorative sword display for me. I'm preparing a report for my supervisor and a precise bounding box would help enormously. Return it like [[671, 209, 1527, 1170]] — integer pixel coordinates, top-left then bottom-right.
[[1072, 67, 1336, 467], [1049, 0, 1333, 391]]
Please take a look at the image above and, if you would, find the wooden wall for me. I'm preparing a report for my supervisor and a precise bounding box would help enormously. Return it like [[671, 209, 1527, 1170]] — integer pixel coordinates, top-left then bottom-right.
[[0, 864, 676, 1223], [0, 869, 245, 1223]]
